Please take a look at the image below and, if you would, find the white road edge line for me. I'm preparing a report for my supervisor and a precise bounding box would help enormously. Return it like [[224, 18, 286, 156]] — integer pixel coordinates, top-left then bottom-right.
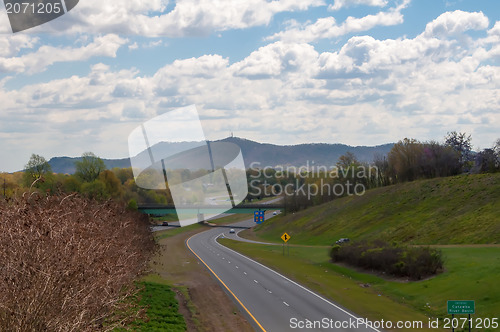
[[214, 234, 380, 332]]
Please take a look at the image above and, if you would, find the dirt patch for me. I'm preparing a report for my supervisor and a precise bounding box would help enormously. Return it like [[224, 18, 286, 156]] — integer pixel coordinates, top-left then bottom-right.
[[150, 227, 254, 332], [173, 288, 199, 332]]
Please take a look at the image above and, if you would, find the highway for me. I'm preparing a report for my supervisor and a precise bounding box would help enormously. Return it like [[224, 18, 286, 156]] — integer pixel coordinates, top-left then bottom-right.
[[186, 217, 381, 332]]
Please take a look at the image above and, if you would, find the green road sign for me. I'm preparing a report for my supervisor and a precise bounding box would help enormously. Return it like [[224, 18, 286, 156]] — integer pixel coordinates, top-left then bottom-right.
[[447, 300, 475, 314]]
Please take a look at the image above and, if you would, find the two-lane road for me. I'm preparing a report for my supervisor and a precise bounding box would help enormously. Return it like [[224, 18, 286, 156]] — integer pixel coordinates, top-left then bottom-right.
[[187, 219, 380, 332]]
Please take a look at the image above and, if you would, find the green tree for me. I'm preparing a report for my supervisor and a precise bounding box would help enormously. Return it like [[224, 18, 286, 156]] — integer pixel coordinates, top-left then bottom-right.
[[23, 154, 53, 188], [1, 174, 18, 199], [75, 152, 106, 182], [81, 180, 109, 200], [445, 131, 473, 172], [474, 148, 498, 173], [112, 167, 134, 184], [494, 138, 500, 168], [62, 176, 82, 193], [388, 138, 423, 182], [127, 198, 138, 211], [99, 170, 124, 198]]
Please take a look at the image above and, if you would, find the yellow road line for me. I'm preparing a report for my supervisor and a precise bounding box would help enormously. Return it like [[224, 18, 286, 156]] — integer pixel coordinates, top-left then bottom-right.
[[186, 234, 267, 332]]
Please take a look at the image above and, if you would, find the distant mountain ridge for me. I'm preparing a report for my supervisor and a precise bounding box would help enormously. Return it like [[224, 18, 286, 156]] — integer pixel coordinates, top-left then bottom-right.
[[48, 137, 394, 174]]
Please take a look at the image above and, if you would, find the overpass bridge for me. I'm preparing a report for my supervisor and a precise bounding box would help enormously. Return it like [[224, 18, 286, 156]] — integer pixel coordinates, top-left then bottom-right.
[[138, 203, 284, 216]]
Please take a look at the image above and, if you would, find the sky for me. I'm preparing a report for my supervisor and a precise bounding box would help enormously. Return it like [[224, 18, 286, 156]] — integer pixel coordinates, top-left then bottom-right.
[[0, 0, 499, 172]]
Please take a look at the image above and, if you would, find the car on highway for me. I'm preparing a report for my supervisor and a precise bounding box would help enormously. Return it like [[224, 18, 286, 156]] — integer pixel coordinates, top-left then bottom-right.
[[335, 238, 350, 244], [272, 211, 277, 215], [229, 229, 235, 234], [162, 221, 169, 226]]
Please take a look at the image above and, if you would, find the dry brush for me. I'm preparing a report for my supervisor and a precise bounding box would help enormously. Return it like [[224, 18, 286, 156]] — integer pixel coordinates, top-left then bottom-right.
[[0, 192, 155, 331]]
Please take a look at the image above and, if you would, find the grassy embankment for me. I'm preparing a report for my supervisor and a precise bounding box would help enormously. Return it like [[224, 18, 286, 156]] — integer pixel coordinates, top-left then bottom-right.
[[222, 173, 500, 330], [249, 173, 500, 245]]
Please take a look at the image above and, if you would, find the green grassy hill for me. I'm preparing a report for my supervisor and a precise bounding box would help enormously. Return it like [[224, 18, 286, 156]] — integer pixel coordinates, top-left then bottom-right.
[[253, 173, 500, 245]]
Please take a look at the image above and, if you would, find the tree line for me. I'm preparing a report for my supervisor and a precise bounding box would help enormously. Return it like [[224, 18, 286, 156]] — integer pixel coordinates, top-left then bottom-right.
[[1, 152, 172, 208], [247, 132, 500, 212], [1, 132, 498, 210]]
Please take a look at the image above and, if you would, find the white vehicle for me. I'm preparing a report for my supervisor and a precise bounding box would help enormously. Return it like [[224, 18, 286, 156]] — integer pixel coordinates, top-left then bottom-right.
[[335, 238, 350, 245], [229, 229, 235, 234]]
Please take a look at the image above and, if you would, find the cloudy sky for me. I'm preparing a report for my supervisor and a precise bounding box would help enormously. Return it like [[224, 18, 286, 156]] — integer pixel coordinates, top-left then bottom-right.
[[0, 0, 498, 172]]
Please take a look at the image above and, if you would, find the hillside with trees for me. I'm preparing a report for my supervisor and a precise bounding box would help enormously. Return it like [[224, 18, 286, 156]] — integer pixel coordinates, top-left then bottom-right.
[[250, 172, 500, 245], [246, 132, 500, 212], [1, 132, 498, 210]]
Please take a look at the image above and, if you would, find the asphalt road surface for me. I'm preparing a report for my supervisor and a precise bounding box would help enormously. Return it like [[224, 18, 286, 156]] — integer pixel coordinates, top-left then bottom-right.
[[187, 218, 381, 332]]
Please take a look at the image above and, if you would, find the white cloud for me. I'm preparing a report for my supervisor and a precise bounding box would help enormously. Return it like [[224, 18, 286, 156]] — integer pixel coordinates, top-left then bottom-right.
[[3, 0, 325, 37], [0, 10, 498, 172], [488, 21, 500, 37], [155, 54, 230, 80], [329, 0, 388, 11], [231, 42, 319, 78], [0, 34, 127, 74], [128, 42, 139, 50], [424, 10, 489, 38], [146, 40, 164, 48], [0, 35, 38, 57], [267, 1, 409, 43]]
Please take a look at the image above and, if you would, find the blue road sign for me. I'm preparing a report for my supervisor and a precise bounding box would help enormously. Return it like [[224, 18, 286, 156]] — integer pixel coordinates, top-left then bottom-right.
[[254, 210, 265, 224]]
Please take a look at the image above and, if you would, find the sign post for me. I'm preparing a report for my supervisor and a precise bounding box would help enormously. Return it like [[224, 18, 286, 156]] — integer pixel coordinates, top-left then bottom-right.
[[254, 210, 265, 224], [281, 232, 290, 256], [447, 300, 475, 332]]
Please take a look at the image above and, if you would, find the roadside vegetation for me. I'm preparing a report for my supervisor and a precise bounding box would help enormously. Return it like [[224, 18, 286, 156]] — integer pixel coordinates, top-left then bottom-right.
[[0, 192, 155, 331], [231, 169, 499, 330], [219, 239, 500, 331], [330, 240, 444, 280], [116, 282, 186, 331], [247, 132, 500, 213], [1, 152, 173, 208], [248, 173, 500, 245], [139, 219, 255, 332], [0, 131, 497, 330]]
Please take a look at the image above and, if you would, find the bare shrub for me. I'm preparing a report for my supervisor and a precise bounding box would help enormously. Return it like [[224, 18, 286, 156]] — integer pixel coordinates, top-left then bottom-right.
[[0, 192, 155, 331]]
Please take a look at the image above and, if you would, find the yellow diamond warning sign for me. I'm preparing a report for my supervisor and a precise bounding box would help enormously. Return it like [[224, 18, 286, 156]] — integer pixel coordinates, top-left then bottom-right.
[[281, 233, 291, 243]]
